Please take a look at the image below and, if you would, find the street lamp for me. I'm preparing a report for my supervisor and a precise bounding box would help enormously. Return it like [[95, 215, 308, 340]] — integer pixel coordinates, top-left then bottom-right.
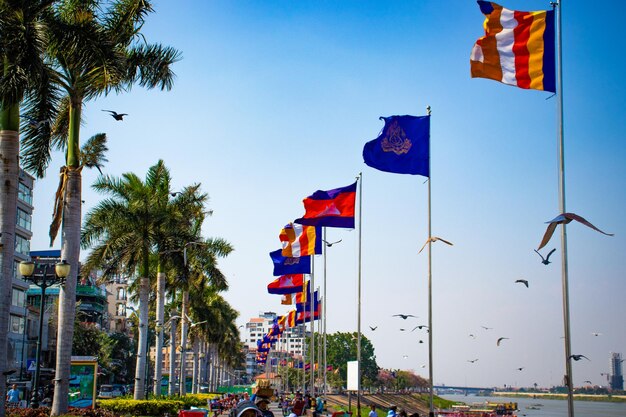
[[19, 260, 70, 408]]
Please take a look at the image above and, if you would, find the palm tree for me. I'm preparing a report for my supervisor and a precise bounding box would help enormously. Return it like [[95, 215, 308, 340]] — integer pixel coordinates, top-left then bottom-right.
[[18, 2, 179, 413], [0, 1, 55, 411], [81, 160, 174, 400]]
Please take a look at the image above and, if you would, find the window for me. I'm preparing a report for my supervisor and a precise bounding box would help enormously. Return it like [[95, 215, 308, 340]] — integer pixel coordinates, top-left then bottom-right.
[[17, 182, 32, 205], [14, 235, 30, 256], [9, 315, 25, 334], [16, 208, 31, 231], [116, 287, 126, 301], [12, 288, 25, 308], [116, 303, 126, 316]]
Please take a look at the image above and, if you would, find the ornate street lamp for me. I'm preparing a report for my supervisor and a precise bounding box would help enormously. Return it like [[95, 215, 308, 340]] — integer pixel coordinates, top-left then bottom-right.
[[19, 260, 70, 408]]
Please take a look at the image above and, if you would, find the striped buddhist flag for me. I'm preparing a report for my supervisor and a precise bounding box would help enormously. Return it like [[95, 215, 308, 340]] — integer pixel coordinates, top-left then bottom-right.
[[280, 223, 322, 257], [470, 1, 555, 92]]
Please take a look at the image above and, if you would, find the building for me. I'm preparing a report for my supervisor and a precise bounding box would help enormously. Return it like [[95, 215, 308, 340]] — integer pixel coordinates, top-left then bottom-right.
[[610, 352, 623, 391], [104, 274, 129, 333], [7, 170, 35, 377], [243, 311, 309, 380]]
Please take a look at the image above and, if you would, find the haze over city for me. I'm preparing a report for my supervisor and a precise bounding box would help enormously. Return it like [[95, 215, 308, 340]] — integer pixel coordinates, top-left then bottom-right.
[[24, 0, 625, 389]]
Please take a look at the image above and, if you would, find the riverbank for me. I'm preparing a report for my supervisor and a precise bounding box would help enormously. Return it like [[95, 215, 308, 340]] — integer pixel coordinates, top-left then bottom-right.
[[492, 391, 626, 403]]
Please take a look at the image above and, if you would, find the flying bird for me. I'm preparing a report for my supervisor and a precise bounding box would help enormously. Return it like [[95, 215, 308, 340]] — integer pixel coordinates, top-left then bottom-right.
[[467, 359, 478, 363], [497, 337, 509, 346], [584, 380, 593, 384], [481, 326, 493, 330], [393, 314, 417, 320], [399, 328, 406, 332], [418, 236, 454, 254], [515, 279, 529, 288], [418, 340, 424, 344], [23, 116, 50, 129], [591, 332, 602, 337], [102, 110, 128, 121], [402, 355, 409, 359], [538, 212, 613, 250], [420, 364, 426, 368], [369, 326, 378, 331], [412, 325, 429, 332], [469, 334, 476, 339], [517, 367, 525, 371], [185, 313, 207, 328], [569, 354, 590, 361], [323, 239, 342, 247], [534, 248, 556, 265]]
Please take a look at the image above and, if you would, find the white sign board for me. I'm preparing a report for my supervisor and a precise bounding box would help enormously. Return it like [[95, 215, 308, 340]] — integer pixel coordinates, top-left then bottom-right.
[[346, 360, 359, 391]]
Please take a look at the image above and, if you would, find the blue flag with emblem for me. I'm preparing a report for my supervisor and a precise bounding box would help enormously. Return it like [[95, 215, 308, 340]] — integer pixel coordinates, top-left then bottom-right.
[[363, 115, 430, 176]]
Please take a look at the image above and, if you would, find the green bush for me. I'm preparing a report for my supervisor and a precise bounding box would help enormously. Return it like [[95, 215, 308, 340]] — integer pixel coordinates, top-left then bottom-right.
[[6, 407, 51, 417], [61, 409, 120, 417], [98, 399, 185, 416], [172, 393, 219, 408]]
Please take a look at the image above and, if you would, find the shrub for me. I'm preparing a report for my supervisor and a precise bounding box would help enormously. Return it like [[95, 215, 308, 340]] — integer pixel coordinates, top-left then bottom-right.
[[98, 399, 185, 416], [6, 407, 51, 417]]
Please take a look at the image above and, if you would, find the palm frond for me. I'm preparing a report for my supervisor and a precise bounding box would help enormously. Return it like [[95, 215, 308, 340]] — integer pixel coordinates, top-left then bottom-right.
[[125, 43, 181, 91], [79, 132, 108, 173]]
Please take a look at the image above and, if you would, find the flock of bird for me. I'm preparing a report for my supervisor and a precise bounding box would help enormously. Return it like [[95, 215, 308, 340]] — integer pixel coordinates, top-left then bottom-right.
[[366, 213, 613, 382], [21, 109, 128, 129]]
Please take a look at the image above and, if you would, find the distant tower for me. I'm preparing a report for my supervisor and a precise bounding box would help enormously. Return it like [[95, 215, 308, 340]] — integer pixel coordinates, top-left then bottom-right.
[[610, 352, 623, 390]]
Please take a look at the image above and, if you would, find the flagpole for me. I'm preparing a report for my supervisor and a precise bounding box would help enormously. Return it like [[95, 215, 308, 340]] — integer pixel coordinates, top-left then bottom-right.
[[310, 255, 315, 394], [356, 172, 363, 417], [425, 106, 434, 417], [323, 227, 328, 401], [554, 3, 574, 417]]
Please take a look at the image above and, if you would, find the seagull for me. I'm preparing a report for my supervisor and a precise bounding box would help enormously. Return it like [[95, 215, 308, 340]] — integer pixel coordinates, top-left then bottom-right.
[[469, 334, 476, 339], [185, 313, 207, 328], [402, 355, 409, 359], [102, 110, 128, 121], [418, 340, 424, 344], [569, 354, 590, 361], [591, 332, 602, 337], [584, 380, 593, 384], [369, 326, 378, 331], [418, 236, 454, 254], [481, 326, 493, 330], [538, 212, 613, 250], [517, 367, 525, 371], [515, 279, 529, 288], [467, 359, 478, 363], [411, 325, 429, 332], [534, 248, 556, 265], [497, 337, 509, 346], [323, 239, 342, 247], [399, 328, 406, 332], [420, 364, 426, 368], [393, 314, 417, 320]]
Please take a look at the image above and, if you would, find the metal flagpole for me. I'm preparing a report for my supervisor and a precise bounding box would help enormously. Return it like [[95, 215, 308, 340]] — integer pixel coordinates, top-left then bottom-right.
[[323, 227, 328, 401], [554, 3, 574, 417], [426, 106, 434, 417], [356, 172, 363, 417], [310, 256, 315, 394]]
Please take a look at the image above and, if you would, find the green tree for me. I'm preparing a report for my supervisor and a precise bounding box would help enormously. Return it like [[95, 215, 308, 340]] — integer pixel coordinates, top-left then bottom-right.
[[325, 332, 379, 389], [0, 2, 55, 411], [82, 160, 176, 400], [17, 3, 180, 413]]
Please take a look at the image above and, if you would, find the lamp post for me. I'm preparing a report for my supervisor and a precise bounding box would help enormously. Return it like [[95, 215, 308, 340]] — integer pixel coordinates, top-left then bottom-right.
[[19, 260, 70, 408]]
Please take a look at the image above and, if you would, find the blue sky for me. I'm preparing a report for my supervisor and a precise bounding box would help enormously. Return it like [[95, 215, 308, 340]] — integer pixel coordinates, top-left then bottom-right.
[[27, 1, 625, 388]]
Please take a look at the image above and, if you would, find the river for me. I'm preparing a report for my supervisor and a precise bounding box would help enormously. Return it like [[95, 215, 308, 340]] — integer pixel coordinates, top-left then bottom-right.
[[441, 394, 626, 417]]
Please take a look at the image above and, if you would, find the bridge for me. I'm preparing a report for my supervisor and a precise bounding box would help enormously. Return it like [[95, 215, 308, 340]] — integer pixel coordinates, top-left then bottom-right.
[[433, 385, 495, 394]]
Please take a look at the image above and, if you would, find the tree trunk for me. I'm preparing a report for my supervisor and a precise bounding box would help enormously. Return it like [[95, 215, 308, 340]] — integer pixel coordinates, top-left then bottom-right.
[[153, 269, 165, 396], [168, 316, 178, 396], [0, 124, 19, 417], [51, 168, 81, 415], [192, 337, 199, 393], [133, 276, 150, 399], [179, 290, 189, 395]]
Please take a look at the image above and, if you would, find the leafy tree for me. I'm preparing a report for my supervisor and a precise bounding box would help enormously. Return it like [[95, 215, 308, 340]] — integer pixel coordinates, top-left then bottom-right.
[[325, 332, 379, 389], [16, 2, 180, 413]]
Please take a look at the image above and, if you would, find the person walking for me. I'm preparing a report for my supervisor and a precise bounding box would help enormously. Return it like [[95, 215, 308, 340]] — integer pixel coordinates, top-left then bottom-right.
[[368, 405, 377, 417], [6, 384, 20, 407], [387, 405, 397, 417]]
